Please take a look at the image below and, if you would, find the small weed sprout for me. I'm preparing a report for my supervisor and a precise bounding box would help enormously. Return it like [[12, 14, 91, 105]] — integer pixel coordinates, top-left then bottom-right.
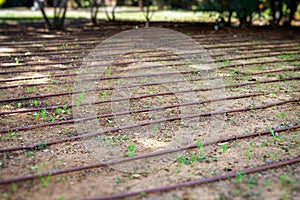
[[39, 174, 51, 187], [33, 100, 39, 106], [224, 59, 230, 66], [263, 180, 271, 186], [177, 155, 188, 164], [41, 108, 47, 121], [197, 140, 205, 157], [246, 177, 257, 188], [11, 183, 17, 192], [25, 151, 35, 157], [280, 175, 294, 187], [115, 177, 125, 184], [76, 92, 86, 107], [269, 128, 278, 140], [37, 142, 47, 149], [101, 91, 108, 101], [231, 70, 238, 75], [127, 142, 136, 157], [140, 191, 146, 197], [7, 130, 14, 141], [104, 68, 111, 77], [236, 172, 244, 184], [26, 87, 32, 93], [246, 149, 251, 159], [33, 112, 39, 120], [152, 125, 159, 132], [222, 144, 228, 153], [56, 108, 63, 114]]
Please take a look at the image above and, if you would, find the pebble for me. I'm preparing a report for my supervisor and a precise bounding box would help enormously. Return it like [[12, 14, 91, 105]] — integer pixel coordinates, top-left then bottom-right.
[[261, 171, 268, 175], [265, 159, 273, 164], [43, 149, 49, 152]]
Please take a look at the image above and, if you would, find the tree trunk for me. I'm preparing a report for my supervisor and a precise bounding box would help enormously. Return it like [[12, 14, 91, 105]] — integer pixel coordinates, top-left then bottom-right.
[[138, 0, 143, 11]]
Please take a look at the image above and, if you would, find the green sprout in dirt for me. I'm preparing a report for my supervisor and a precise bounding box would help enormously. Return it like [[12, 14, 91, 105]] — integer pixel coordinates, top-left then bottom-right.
[[276, 112, 287, 120], [263, 180, 271, 186], [140, 191, 146, 197], [236, 172, 244, 184], [104, 68, 111, 77], [25, 151, 35, 157], [277, 54, 292, 60], [127, 142, 136, 157], [56, 105, 71, 115], [269, 128, 278, 140], [231, 70, 238, 75], [246, 149, 251, 159], [59, 195, 65, 200], [26, 87, 31, 93], [17, 102, 22, 108], [224, 59, 230, 66], [62, 42, 68, 48], [279, 175, 294, 187], [115, 176, 125, 184], [177, 141, 206, 165], [222, 144, 228, 153], [56, 108, 63, 114], [177, 155, 188, 164], [33, 99, 39, 106], [41, 108, 47, 120], [7, 130, 14, 141], [152, 124, 159, 132], [39, 174, 51, 187], [246, 177, 258, 188], [197, 140, 205, 157], [37, 142, 47, 149], [76, 92, 86, 107], [101, 91, 108, 101], [33, 112, 39, 120], [11, 183, 17, 193]]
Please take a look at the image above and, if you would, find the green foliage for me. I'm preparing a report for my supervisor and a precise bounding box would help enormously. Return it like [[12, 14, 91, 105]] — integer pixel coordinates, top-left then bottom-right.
[[115, 177, 125, 183], [127, 142, 136, 157], [236, 172, 244, 184], [222, 144, 229, 153], [280, 175, 294, 187], [177, 155, 188, 164], [11, 183, 17, 192], [39, 174, 51, 187], [0, 0, 5, 7]]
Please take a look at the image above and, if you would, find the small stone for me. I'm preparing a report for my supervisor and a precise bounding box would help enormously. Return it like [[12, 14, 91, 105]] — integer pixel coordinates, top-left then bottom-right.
[[265, 159, 273, 164], [43, 149, 49, 152], [261, 171, 268, 175], [131, 174, 141, 179]]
